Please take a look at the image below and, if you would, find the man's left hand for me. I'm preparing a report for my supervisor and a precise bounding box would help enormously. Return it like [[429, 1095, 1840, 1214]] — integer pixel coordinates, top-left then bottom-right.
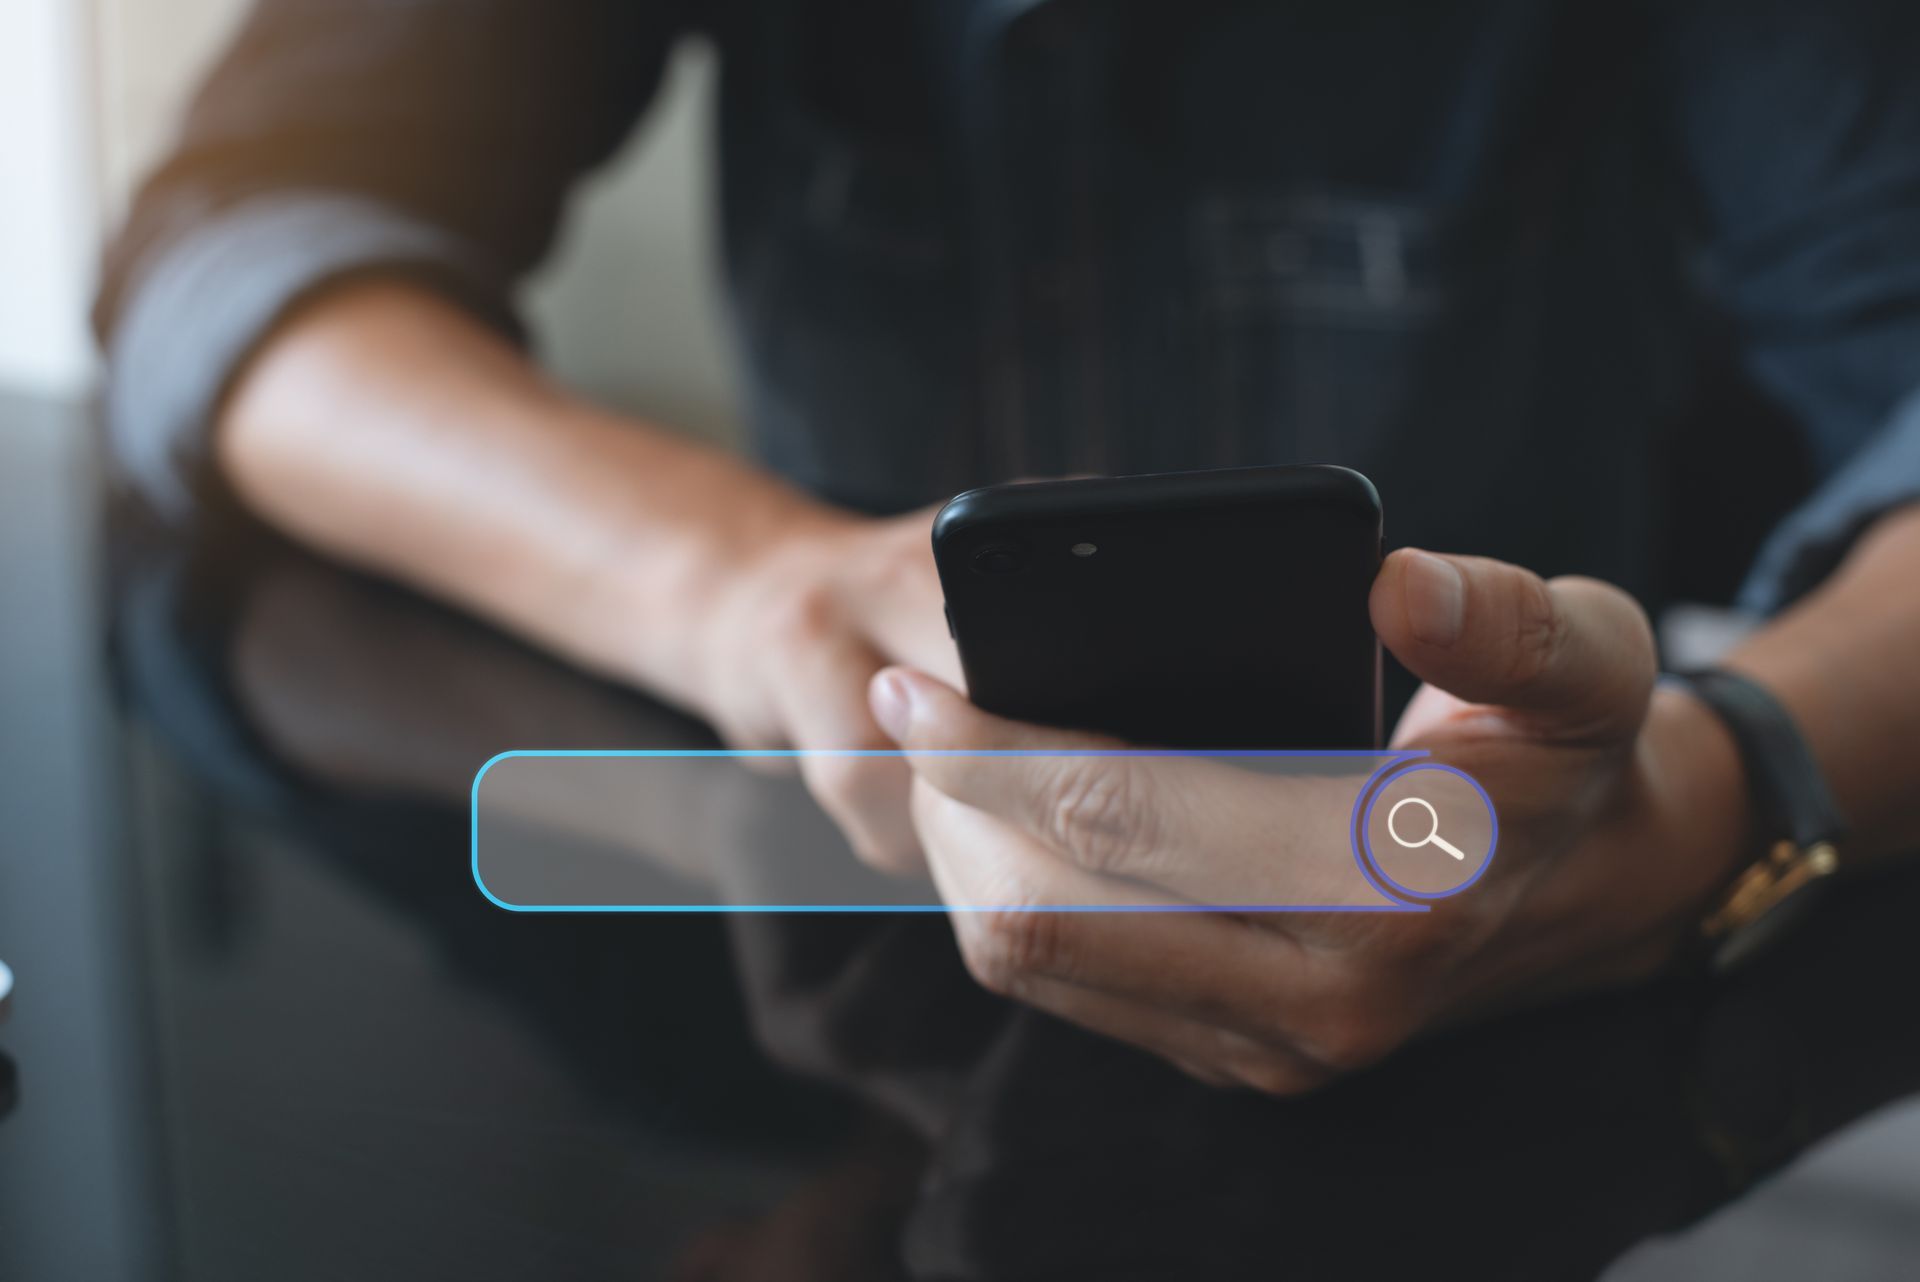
[[869, 549, 1752, 1093]]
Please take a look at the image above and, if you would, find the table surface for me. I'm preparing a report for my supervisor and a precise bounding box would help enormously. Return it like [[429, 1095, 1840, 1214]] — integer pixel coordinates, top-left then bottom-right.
[[3, 386, 1919, 1282]]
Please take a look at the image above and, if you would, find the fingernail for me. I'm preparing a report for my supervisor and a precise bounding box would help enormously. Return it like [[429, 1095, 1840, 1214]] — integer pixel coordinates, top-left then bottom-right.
[[1402, 550, 1465, 647], [870, 670, 918, 742]]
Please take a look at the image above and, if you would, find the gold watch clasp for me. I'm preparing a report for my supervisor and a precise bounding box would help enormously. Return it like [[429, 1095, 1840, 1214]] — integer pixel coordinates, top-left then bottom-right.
[[1701, 839, 1841, 941]]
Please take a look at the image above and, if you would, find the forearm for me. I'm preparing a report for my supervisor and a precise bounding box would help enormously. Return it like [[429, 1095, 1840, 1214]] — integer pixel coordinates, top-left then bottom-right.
[[1724, 504, 1920, 864], [217, 281, 840, 702]]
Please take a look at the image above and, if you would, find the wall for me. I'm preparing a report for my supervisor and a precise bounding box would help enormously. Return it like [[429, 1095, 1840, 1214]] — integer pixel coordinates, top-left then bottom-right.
[[0, 0, 98, 394], [90, 0, 741, 439]]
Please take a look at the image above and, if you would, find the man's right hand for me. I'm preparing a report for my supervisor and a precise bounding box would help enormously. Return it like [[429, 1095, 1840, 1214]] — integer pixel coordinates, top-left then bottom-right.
[[685, 505, 960, 870], [219, 281, 957, 874]]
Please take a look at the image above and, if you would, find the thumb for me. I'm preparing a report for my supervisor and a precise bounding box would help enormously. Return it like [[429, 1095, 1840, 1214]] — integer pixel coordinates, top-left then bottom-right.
[[866, 666, 1150, 845], [1370, 549, 1656, 744]]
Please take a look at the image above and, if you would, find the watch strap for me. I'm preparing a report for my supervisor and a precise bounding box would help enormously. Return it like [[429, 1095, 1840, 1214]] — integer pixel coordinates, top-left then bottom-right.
[[1670, 668, 1847, 969], [1673, 669, 1845, 852]]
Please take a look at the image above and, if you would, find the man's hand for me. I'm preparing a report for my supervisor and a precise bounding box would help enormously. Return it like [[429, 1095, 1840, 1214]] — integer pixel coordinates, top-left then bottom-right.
[[868, 548, 1753, 1092], [219, 282, 960, 870], [690, 506, 959, 869]]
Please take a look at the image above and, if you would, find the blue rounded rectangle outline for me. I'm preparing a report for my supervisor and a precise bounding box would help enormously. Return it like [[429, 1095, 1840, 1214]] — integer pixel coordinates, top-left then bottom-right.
[[470, 748, 1433, 913]]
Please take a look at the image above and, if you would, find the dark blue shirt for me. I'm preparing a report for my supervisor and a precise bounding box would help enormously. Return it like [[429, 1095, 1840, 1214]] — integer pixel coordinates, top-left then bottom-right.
[[96, 0, 1920, 616]]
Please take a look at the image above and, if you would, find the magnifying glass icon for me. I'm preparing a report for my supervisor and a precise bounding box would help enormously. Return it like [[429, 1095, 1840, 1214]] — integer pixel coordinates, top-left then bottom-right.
[[1386, 797, 1467, 861]]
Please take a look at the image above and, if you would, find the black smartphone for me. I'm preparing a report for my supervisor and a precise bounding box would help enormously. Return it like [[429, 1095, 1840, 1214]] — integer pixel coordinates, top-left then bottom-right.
[[932, 464, 1381, 749]]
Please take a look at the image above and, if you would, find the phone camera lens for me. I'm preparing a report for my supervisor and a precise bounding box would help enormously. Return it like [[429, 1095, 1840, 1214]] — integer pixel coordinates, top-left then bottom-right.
[[971, 542, 1026, 575]]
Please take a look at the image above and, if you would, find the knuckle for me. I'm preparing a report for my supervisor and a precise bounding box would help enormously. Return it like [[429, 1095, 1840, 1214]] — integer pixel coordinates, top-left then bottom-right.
[[1503, 572, 1566, 690], [1046, 762, 1148, 872], [712, 700, 791, 761], [1565, 575, 1659, 692], [955, 923, 1015, 996], [801, 754, 917, 868], [870, 541, 932, 599], [1313, 1015, 1399, 1074], [807, 751, 889, 806], [1300, 989, 1407, 1073], [770, 582, 842, 646], [961, 906, 1066, 995]]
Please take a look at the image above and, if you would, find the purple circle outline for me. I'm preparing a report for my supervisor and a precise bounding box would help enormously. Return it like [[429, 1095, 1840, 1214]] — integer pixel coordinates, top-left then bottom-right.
[[1357, 763, 1499, 902]]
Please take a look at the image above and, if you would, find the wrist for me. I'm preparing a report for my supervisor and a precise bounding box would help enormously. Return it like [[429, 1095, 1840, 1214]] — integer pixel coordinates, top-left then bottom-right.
[[1637, 683, 1759, 931], [1665, 668, 1854, 970], [587, 425, 854, 698]]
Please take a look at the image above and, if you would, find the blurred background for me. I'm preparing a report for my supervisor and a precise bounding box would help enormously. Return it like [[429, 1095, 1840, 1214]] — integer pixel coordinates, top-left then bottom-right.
[[4, 3, 1920, 1279], [2, 0, 739, 438]]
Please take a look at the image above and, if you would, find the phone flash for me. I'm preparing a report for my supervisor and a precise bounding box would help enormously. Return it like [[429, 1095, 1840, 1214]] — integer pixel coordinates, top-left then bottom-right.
[[1071, 542, 1098, 558]]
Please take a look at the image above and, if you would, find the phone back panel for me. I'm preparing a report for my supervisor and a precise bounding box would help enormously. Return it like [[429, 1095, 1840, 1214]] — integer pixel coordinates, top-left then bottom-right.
[[933, 465, 1381, 749]]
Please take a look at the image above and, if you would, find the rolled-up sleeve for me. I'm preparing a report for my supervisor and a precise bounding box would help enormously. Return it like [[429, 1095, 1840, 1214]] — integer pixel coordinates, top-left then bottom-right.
[[1661, 0, 1920, 613], [1738, 387, 1920, 612], [94, 0, 688, 518], [104, 193, 523, 516]]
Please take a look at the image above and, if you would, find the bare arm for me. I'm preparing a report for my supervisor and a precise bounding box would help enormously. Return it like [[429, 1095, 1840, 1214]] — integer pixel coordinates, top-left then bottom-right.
[[216, 280, 954, 866], [1727, 503, 1920, 865], [217, 281, 838, 707]]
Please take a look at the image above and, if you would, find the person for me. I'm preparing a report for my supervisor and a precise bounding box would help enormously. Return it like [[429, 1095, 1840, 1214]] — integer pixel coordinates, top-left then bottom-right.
[[98, 0, 1920, 1092]]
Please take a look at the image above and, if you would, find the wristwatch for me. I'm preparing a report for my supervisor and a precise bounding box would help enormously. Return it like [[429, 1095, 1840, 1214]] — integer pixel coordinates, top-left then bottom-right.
[[1670, 668, 1847, 972]]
